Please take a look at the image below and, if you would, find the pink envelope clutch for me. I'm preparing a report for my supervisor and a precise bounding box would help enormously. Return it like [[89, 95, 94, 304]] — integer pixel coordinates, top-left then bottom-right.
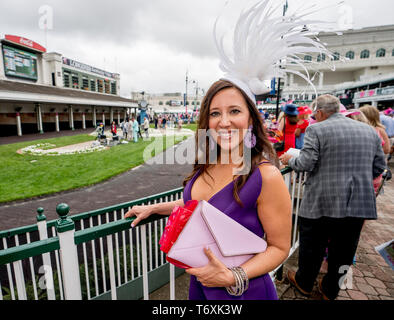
[[166, 200, 267, 269]]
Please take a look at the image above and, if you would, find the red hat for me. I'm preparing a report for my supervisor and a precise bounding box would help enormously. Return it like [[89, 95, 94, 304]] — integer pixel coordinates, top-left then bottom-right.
[[303, 106, 312, 114]]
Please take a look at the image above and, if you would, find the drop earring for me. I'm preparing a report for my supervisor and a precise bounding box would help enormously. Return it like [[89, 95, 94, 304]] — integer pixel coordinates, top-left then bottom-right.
[[244, 125, 256, 149]]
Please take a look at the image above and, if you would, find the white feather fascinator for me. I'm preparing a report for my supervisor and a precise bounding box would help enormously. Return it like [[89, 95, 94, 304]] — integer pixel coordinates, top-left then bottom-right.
[[214, 0, 338, 105]]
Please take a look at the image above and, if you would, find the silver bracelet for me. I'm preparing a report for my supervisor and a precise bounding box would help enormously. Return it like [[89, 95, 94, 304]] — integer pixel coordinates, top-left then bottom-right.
[[225, 267, 249, 296], [235, 267, 249, 292]]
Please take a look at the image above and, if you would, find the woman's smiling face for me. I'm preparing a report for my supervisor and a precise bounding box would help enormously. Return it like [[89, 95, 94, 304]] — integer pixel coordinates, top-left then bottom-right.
[[208, 87, 252, 152]]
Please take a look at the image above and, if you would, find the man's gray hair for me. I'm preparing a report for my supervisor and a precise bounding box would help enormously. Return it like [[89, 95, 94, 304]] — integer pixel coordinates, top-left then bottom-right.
[[312, 94, 340, 115]]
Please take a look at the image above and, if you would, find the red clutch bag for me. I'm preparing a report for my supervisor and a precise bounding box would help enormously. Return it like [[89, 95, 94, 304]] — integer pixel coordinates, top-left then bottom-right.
[[159, 200, 198, 268]]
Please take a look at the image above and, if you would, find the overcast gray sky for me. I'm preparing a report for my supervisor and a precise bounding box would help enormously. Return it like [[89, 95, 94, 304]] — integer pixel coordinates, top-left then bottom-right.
[[1, 0, 393, 97]]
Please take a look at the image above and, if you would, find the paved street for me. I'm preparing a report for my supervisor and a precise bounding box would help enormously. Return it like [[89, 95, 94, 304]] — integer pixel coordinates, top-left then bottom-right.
[[0, 131, 193, 230]]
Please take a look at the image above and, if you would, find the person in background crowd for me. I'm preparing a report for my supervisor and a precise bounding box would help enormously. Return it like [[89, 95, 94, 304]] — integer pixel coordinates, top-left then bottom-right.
[[131, 116, 139, 143], [121, 118, 128, 140], [136, 114, 143, 139], [277, 104, 299, 157], [264, 109, 270, 120], [143, 117, 150, 139], [295, 106, 310, 149], [162, 115, 167, 129], [346, 109, 385, 194], [279, 94, 386, 300], [360, 105, 391, 155], [345, 108, 368, 123], [178, 117, 183, 130], [126, 118, 133, 141], [380, 108, 394, 161], [154, 114, 158, 129], [110, 121, 117, 137]]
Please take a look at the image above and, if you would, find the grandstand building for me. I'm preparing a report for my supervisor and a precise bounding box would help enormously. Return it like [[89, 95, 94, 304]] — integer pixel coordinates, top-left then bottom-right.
[[281, 24, 394, 110], [0, 34, 137, 137]]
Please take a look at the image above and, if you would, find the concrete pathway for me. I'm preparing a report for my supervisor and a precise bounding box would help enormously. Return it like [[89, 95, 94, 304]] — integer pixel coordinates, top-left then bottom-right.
[[0, 135, 194, 230]]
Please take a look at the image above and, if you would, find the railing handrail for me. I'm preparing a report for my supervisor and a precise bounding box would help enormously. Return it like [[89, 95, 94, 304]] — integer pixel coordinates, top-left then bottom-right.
[[0, 167, 299, 301], [0, 213, 163, 265], [0, 186, 184, 239], [1, 167, 293, 239], [0, 237, 60, 265], [0, 167, 294, 266]]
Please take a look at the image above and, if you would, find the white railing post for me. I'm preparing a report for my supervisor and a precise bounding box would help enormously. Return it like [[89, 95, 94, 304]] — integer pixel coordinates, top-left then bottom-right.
[[170, 264, 175, 300], [141, 225, 149, 300], [13, 260, 27, 300], [36, 208, 56, 300], [284, 171, 291, 190], [55, 203, 82, 300]]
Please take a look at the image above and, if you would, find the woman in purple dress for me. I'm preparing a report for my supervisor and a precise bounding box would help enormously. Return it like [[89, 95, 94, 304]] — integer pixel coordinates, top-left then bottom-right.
[[125, 79, 292, 300]]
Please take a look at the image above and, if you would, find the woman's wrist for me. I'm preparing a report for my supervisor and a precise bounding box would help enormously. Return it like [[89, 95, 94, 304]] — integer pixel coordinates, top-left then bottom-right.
[[225, 268, 236, 287]]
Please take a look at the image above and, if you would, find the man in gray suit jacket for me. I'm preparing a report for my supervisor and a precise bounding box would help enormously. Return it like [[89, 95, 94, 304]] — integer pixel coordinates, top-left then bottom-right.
[[280, 94, 386, 300]]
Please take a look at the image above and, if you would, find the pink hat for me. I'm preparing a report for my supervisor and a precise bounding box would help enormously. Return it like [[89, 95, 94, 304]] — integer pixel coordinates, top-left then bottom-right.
[[303, 106, 312, 114], [309, 117, 317, 124], [383, 108, 393, 115], [340, 104, 361, 117]]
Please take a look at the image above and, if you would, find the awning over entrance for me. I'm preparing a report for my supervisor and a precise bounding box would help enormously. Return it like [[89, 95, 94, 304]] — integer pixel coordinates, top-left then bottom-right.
[[0, 79, 137, 107]]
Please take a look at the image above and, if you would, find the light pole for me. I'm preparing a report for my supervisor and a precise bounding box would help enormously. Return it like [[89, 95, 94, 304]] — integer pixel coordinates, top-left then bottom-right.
[[192, 80, 199, 112], [275, 0, 289, 120], [185, 71, 189, 114]]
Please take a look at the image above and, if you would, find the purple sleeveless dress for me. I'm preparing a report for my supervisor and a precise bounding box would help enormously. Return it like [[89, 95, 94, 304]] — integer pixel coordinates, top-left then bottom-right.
[[183, 162, 278, 300]]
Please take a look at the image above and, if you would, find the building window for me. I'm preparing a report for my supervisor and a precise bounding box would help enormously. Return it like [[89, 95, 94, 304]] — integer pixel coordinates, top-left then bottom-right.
[[111, 82, 117, 95], [104, 80, 110, 94], [304, 94, 309, 100], [392, 49, 394, 56], [360, 50, 370, 59], [72, 74, 79, 89], [82, 77, 89, 90], [317, 53, 326, 62], [289, 94, 293, 100], [304, 55, 312, 62], [90, 79, 96, 92], [376, 48, 386, 58], [345, 51, 355, 60], [97, 79, 103, 93], [63, 72, 70, 88], [312, 94, 316, 100], [332, 52, 340, 61]]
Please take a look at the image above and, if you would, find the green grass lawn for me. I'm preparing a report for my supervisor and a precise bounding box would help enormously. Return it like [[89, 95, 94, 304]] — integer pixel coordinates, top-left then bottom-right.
[[0, 132, 193, 203]]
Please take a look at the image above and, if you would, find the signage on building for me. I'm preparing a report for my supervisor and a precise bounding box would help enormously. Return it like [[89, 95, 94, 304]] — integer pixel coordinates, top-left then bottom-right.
[[62, 57, 118, 79], [4, 35, 46, 53], [2, 45, 38, 81]]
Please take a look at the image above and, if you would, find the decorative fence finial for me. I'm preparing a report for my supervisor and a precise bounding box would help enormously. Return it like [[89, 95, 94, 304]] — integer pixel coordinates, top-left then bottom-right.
[[36, 207, 46, 222], [56, 203, 74, 233]]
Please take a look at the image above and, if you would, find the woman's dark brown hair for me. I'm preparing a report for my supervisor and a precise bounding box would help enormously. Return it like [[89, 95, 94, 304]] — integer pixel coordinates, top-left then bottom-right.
[[183, 80, 279, 206]]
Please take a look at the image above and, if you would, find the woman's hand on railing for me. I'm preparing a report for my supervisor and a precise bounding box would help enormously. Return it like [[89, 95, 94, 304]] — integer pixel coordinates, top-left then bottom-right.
[[125, 205, 153, 228], [124, 199, 184, 228]]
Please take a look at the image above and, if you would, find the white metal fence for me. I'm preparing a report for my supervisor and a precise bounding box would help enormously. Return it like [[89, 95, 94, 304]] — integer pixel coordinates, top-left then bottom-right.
[[0, 168, 305, 300]]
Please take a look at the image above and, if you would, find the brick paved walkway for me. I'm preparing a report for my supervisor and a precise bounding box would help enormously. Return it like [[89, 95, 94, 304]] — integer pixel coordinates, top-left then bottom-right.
[[151, 162, 394, 301]]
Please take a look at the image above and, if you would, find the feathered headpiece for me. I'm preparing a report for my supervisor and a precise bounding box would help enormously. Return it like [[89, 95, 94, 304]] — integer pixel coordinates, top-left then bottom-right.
[[214, 0, 339, 105]]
